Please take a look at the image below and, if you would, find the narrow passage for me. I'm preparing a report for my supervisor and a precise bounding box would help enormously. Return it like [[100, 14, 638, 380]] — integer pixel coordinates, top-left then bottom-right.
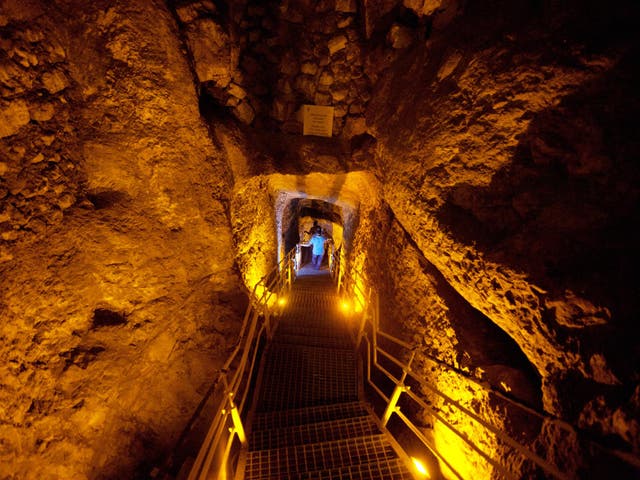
[[242, 268, 413, 479]]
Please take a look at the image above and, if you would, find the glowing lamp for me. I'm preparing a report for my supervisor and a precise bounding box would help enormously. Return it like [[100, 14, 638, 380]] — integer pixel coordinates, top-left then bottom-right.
[[340, 299, 351, 313], [411, 457, 430, 478], [277, 296, 287, 307]]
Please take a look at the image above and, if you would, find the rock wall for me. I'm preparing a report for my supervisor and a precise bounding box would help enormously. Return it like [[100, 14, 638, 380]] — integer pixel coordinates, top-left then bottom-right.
[[175, 0, 371, 137], [0, 0, 80, 254], [0, 1, 241, 478], [363, 0, 640, 471], [2, 0, 639, 477], [368, 216, 575, 477]]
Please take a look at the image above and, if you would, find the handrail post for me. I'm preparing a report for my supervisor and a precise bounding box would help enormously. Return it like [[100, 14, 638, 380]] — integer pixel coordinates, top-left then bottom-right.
[[288, 253, 294, 288], [381, 350, 415, 427], [264, 306, 273, 340], [382, 383, 406, 427], [372, 293, 379, 365], [286, 259, 290, 290], [356, 297, 370, 349], [356, 313, 366, 349], [227, 392, 247, 446]]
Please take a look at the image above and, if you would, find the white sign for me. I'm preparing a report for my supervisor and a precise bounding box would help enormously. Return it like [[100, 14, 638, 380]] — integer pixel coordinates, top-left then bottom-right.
[[303, 104, 334, 137]]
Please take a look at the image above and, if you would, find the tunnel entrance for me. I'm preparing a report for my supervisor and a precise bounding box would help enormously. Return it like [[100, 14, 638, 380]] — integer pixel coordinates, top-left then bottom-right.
[[281, 198, 344, 270], [281, 198, 344, 251], [230, 171, 377, 295]]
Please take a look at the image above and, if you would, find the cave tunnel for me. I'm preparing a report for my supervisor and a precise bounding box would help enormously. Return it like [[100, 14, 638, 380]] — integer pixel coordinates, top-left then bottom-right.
[[281, 197, 345, 268], [1, 0, 639, 479]]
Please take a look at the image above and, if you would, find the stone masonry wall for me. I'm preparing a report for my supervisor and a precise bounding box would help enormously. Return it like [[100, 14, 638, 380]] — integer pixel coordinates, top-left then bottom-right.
[[174, 0, 371, 138]]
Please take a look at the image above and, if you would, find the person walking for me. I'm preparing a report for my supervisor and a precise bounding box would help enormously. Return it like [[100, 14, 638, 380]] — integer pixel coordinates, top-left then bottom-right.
[[309, 231, 326, 270]]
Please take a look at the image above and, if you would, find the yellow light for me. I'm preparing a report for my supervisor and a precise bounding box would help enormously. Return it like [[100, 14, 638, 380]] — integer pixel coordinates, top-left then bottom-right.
[[411, 457, 430, 478], [433, 371, 496, 479], [277, 296, 287, 307], [340, 299, 351, 313]]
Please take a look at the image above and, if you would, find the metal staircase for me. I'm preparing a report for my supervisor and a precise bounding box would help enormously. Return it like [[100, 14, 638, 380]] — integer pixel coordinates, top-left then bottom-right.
[[241, 272, 413, 479], [172, 247, 636, 480]]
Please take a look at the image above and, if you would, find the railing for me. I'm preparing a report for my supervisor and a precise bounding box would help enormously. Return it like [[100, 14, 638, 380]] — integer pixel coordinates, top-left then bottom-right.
[[160, 245, 638, 480], [330, 244, 342, 284], [177, 248, 297, 480], [337, 266, 583, 480]]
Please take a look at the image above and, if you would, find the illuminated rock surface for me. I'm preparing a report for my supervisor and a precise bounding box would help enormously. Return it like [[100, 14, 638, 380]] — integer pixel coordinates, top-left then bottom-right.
[[1, 1, 242, 478], [1, 0, 638, 478]]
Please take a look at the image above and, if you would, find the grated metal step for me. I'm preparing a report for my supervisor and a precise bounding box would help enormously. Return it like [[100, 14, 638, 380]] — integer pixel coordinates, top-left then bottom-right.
[[295, 457, 414, 479], [278, 306, 343, 328], [290, 273, 335, 290], [244, 434, 400, 479], [277, 315, 350, 334], [257, 343, 358, 412], [275, 322, 353, 342], [252, 401, 370, 431], [275, 332, 354, 349], [250, 415, 379, 451], [242, 273, 413, 480]]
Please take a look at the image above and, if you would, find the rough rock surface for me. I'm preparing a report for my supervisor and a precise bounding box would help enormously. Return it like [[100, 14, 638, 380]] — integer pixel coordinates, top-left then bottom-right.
[[364, 0, 640, 474], [1, 0, 639, 478], [230, 170, 381, 290], [0, 1, 241, 478], [177, 0, 372, 137]]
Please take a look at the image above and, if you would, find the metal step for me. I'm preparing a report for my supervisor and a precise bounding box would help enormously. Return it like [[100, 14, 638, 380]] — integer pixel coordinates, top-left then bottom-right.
[[293, 457, 414, 479], [252, 401, 370, 431], [275, 332, 354, 349], [250, 415, 379, 451], [244, 434, 401, 479], [242, 273, 413, 480], [257, 344, 358, 412], [275, 315, 353, 346], [279, 305, 338, 320], [277, 314, 350, 333]]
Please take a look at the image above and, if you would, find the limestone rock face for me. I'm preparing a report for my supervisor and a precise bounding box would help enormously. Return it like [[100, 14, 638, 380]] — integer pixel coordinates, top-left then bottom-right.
[[365, 0, 640, 469], [186, 18, 233, 86], [0, 1, 240, 478], [361, 0, 399, 38], [361, 0, 460, 38], [0, 1, 80, 252], [1, 0, 639, 477], [403, 0, 458, 17], [0, 99, 30, 138]]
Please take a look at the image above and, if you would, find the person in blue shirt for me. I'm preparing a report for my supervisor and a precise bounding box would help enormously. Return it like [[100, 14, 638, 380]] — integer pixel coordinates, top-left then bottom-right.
[[309, 232, 326, 270]]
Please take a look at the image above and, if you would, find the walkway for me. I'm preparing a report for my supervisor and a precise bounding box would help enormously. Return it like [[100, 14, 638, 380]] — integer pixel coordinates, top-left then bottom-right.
[[241, 267, 413, 479]]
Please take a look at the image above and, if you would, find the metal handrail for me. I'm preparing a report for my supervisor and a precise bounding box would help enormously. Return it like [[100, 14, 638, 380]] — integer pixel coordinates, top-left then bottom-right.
[[337, 265, 575, 480], [169, 247, 637, 479], [184, 247, 297, 480]]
